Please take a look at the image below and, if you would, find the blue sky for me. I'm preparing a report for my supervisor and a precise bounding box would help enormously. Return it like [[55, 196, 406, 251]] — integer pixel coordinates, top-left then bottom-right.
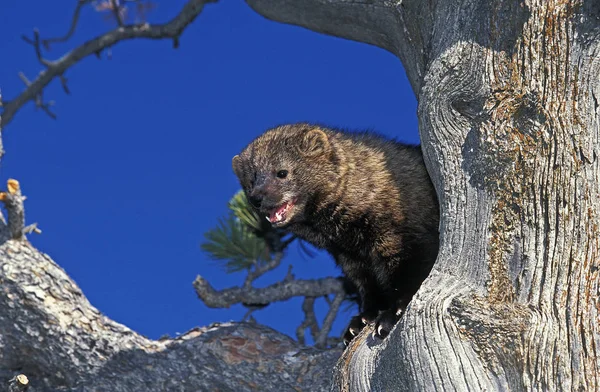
[[0, 1, 418, 342]]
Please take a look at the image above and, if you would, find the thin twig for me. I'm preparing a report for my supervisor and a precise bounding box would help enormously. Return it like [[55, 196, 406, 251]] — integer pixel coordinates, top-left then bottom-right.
[[18, 73, 31, 86], [23, 223, 42, 235], [59, 75, 71, 95], [42, 0, 94, 47], [22, 29, 52, 67], [110, 0, 125, 26], [296, 297, 317, 345], [303, 298, 318, 342], [242, 307, 255, 321], [283, 265, 294, 282], [18, 70, 58, 120], [1, 0, 218, 130], [243, 251, 283, 288], [314, 292, 344, 348], [36, 100, 57, 120]]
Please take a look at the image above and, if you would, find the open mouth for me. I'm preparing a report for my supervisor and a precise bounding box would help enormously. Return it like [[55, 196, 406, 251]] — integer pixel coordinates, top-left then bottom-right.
[[266, 200, 295, 226]]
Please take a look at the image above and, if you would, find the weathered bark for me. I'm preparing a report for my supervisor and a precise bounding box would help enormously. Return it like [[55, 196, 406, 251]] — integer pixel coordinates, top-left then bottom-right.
[[0, 230, 340, 391], [247, 0, 600, 390], [0, 179, 339, 389]]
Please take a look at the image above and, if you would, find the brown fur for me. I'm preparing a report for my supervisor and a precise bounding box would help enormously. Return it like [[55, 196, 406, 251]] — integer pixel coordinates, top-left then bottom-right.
[[233, 123, 439, 342]]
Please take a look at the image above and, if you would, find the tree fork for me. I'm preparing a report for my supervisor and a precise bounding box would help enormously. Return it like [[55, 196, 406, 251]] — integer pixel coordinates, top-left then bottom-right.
[[247, 0, 600, 390]]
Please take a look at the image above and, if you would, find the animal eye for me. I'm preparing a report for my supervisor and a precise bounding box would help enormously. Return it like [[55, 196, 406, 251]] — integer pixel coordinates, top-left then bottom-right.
[[276, 170, 288, 179]]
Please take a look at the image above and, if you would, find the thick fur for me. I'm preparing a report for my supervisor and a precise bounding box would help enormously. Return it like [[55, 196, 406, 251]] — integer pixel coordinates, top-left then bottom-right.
[[232, 123, 439, 343]]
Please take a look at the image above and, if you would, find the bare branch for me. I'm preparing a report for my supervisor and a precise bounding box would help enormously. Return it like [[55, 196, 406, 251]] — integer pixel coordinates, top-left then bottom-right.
[[110, 0, 125, 26], [42, 0, 94, 47], [283, 265, 294, 282], [296, 297, 319, 345], [243, 251, 283, 288], [1, 0, 217, 130], [0, 179, 27, 240], [17, 72, 31, 86], [194, 275, 346, 309], [23, 223, 42, 235], [22, 29, 52, 67], [36, 99, 57, 120], [59, 75, 71, 95], [18, 71, 58, 120], [315, 292, 344, 348], [242, 307, 255, 321]]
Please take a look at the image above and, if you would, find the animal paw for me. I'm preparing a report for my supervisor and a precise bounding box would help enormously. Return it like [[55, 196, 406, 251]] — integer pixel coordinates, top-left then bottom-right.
[[343, 311, 379, 345], [372, 308, 402, 339], [343, 308, 403, 346], [343, 315, 367, 346]]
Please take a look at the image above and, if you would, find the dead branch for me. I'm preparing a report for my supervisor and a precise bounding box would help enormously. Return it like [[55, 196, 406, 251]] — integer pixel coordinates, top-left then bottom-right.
[[0, 179, 27, 240], [194, 274, 346, 308], [0, 0, 217, 130], [297, 297, 319, 345], [315, 293, 344, 348], [21, 29, 52, 67], [42, 0, 94, 47], [243, 251, 284, 288], [195, 269, 350, 348], [0, 236, 340, 391], [110, 0, 126, 26]]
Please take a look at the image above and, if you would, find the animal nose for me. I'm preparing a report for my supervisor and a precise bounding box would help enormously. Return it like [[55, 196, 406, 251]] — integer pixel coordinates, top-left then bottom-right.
[[248, 194, 263, 208]]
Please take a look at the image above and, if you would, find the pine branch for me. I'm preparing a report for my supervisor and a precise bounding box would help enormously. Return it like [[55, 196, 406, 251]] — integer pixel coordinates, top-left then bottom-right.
[[201, 214, 268, 272], [229, 190, 265, 232], [200, 189, 348, 347]]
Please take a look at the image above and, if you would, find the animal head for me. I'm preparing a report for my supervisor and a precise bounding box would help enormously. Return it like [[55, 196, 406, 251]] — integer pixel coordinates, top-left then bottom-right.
[[232, 123, 339, 228]]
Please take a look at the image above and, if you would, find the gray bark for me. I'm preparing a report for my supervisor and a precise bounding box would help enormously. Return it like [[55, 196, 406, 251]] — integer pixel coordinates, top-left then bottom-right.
[[247, 0, 600, 391], [0, 235, 340, 391]]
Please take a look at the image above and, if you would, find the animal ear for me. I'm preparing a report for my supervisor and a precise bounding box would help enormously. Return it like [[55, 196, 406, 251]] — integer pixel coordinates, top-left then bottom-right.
[[232, 155, 243, 179], [298, 128, 330, 157]]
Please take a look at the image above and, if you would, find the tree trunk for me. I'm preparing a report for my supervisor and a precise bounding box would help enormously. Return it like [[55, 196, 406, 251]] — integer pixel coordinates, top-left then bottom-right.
[[247, 0, 600, 390]]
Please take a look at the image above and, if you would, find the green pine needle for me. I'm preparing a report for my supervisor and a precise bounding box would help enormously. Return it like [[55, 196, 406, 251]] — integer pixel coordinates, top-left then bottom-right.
[[228, 190, 264, 232], [201, 213, 269, 273]]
